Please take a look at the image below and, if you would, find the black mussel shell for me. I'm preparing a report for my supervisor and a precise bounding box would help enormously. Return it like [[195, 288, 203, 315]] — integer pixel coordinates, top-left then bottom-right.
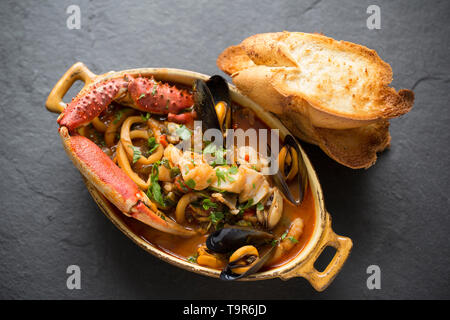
[[193, 79, 221, 132], [271, 134, 308, 206], [206, 75, 231, 107], [206, 227, 274, 254], [206, 75, 232, 132], [220, 245, 276, 281]]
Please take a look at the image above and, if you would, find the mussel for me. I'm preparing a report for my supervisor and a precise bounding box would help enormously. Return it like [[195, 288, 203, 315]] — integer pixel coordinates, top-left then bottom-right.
[[271, 134, 308, 206], [193, 75, 232, 133], [193, 79, 220, 132], [220, 245, 276, 281], [256, 188, 283, 230], [206, 227, 275, 280], [206, 226, 273, 253], [206, 75, 232, 132]]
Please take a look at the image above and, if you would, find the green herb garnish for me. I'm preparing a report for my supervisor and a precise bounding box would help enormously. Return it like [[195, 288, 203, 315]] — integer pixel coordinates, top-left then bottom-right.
[[113, 109, 125, 124], [256, 202, 264, 211], [215, 168, 226, 186], [170, 167, 181, 178], [185, 179, 196, 189], [209, 211, 224, 225], [147, 165, 165, 207], [146, 137, 159, 155], [202, 198, 218, 210], [128, 145, 142, 164], [160, 158, 171, 169], [288, 236, 299, 243], [239, 199, 254, 211]]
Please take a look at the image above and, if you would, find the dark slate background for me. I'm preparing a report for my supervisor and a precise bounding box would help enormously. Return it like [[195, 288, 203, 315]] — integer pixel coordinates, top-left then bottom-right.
[[0, 0, 449, 299]]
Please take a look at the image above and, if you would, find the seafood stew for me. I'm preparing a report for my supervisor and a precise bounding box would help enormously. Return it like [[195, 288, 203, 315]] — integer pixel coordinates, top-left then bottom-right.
[[57, 73, 315, 279]]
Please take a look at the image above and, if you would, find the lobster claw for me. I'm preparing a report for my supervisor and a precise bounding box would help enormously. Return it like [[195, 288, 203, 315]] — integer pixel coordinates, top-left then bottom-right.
[[59, 127, 195, 237]]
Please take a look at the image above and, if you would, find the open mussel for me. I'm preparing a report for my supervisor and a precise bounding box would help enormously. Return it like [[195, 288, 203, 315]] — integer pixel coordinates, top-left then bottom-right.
[[206, 75, 232, 132], [220, 244, 276, 281], [206, 227, 275, 280], [193, 75, 232, 133], [272, 134, 308, 206], [193, 79, 220, 132], [206, 226, 273, 253]]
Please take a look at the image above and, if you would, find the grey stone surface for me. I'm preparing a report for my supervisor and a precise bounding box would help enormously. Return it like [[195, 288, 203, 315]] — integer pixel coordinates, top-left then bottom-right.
[[0, 0, 449, 299]]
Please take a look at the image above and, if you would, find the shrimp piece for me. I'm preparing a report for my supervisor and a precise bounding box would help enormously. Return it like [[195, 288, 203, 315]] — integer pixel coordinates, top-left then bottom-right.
[[179, 152, 216, 190], [269, 218, 304, 264], [164, 144, 183, 166]]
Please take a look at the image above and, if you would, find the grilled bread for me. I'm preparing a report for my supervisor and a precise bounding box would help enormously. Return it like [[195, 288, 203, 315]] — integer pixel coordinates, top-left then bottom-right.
[[217, 32, 413, 168]]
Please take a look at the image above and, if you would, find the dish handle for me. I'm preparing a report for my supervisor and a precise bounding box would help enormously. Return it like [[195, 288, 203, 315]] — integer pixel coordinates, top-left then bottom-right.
[[46, 62, 96, 113], [280, 212, 352, 291]]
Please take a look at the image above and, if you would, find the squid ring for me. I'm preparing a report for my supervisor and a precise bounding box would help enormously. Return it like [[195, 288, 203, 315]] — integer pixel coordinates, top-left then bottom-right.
[[116, 141, 150, 190], [175, 192, 200, 224], [120, 116, 164, 165]]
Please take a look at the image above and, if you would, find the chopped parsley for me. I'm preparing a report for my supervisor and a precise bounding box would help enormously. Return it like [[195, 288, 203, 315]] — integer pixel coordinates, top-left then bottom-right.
[[141, 112, 151, 121], [146, 137, 159, 155], [128, 145, 142, 163], [170, 167, 181, 178], [160, 159, 171, 169], [185, 179, 196, 189], [215, 169, 226, 186], [271, 231, 290, 247], [147, 165, 164, 207], [239, 199, 254, 211], [209, 211, 224, 225], [256, 202, 264, 211], [202, 198, 218, 210], [151, 84, 157, 96], [288, 236, 299, 243], [215, 166, 238, 186], [227, 165, 238, 175], [113, 109, 125, 124], [138, 93, 146, 100]]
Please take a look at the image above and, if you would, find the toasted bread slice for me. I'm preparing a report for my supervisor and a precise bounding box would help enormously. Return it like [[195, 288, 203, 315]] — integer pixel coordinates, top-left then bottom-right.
[[217, 32, 412, 168], [217, 45, 255, 75], [314, 121, 391, 169], [218, 32, 414, 129], [275, 100, 391, 168]]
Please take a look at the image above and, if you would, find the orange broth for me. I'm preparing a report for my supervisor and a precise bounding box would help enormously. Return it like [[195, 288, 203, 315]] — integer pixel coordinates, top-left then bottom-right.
[[121, 103, 316, 270]]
